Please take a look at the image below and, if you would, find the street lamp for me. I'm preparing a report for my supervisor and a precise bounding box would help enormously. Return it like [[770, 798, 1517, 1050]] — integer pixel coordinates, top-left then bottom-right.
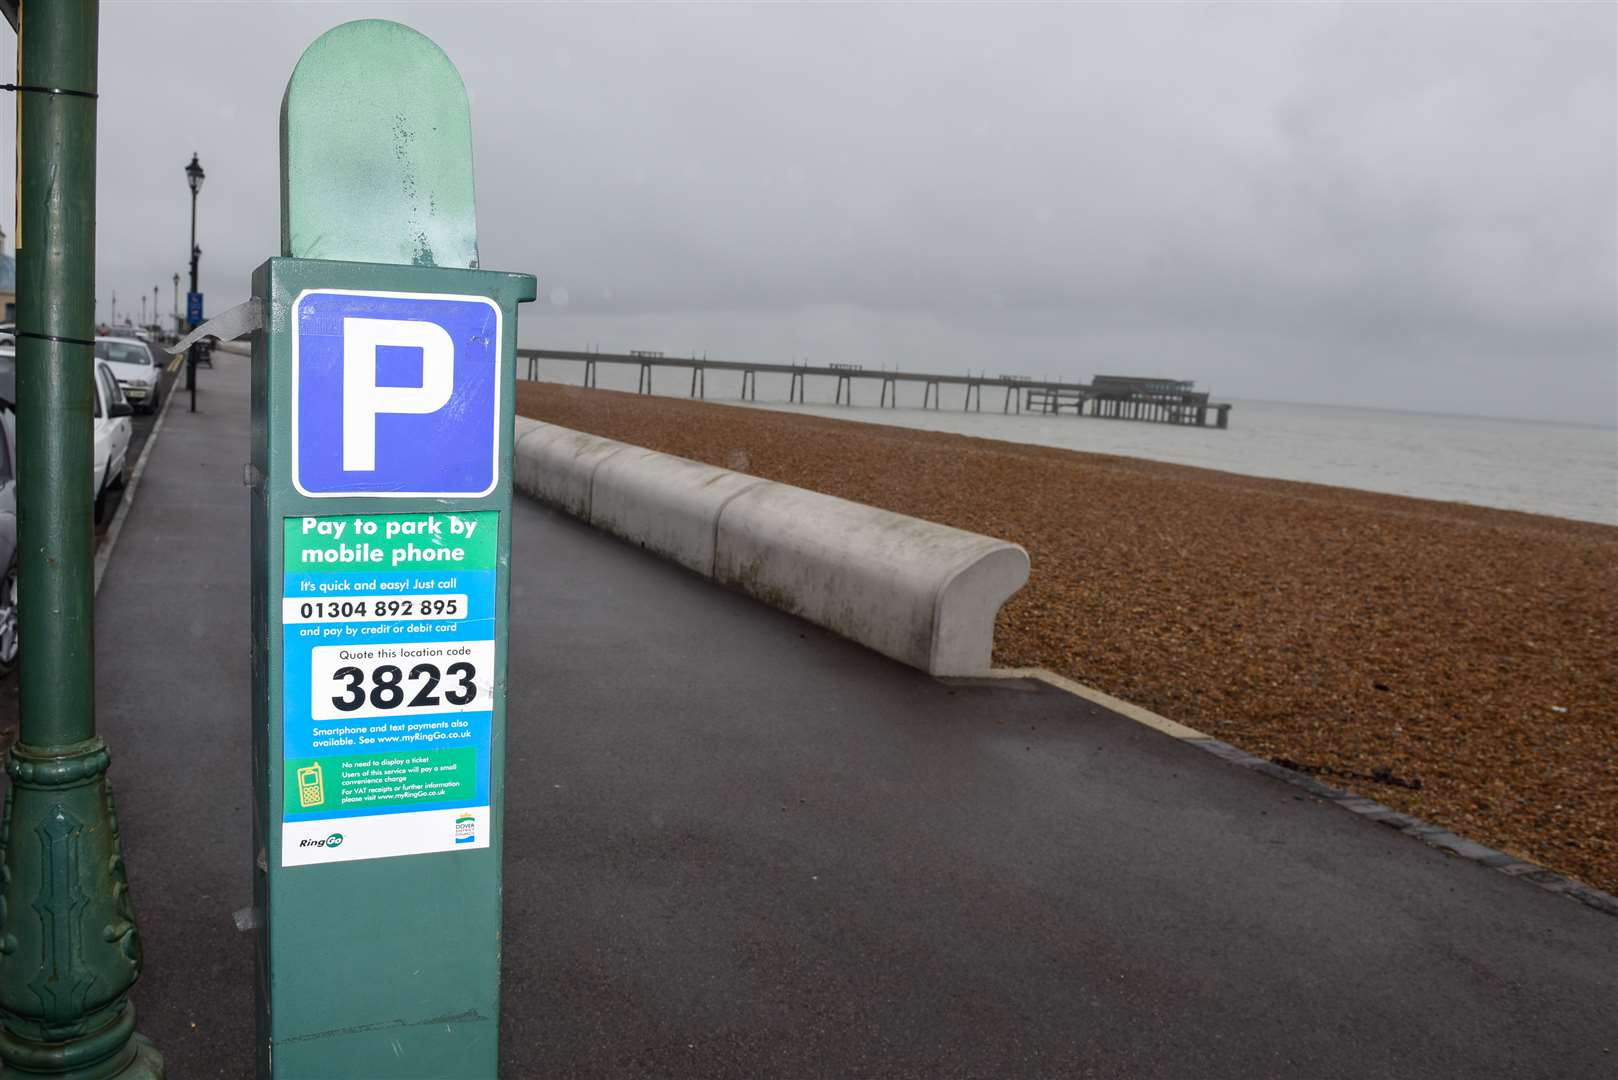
[[172, 271, 179, 332], [1, 2, 165, 1072], [186, 153, 204, 302], [185, 152, 205, 410]]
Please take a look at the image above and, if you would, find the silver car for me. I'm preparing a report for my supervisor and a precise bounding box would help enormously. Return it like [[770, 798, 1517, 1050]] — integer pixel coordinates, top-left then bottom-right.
[[94, 336, 163, 413], [91, 360, 132, 525], [0, 395, 19, 673], [0, 351, 122, 676]]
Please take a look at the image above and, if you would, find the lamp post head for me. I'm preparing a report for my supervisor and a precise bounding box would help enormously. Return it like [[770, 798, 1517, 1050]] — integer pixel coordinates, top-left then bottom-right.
[[173, 272, 180, 286], [186, 151, 205, 196]]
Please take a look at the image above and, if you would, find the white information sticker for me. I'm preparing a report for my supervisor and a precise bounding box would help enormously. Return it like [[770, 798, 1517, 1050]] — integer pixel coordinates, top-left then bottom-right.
[[309, 640, 496, 722]]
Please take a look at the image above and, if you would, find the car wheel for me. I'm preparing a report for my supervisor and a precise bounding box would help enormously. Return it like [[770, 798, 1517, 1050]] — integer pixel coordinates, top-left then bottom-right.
[[0, 560, 18, 675]]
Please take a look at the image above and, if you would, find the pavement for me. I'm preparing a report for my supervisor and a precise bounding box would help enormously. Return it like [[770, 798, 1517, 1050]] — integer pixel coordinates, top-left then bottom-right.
[[48, 348, 1618, 1077]]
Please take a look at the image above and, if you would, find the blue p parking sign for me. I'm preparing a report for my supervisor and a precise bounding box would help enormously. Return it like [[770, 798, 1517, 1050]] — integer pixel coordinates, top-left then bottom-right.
[[292, 289, 502, 497]]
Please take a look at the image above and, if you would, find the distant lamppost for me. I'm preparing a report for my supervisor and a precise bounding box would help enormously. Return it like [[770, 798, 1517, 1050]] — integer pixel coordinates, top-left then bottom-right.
[[185, 152, 205, 411], [153, 285, 159, 330], [172, 271, 179, 331], [140, 293, 146, 325]]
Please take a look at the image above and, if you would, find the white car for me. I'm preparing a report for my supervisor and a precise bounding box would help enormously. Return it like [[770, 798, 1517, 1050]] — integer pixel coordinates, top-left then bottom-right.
[[0, 396, 17, 673], [92, 359, 132, 524], [95, 336, 163, 413]]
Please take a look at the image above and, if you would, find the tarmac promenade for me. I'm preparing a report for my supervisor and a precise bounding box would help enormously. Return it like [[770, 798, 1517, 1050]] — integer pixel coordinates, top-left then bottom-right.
[[80, 352, 1615, 1078]]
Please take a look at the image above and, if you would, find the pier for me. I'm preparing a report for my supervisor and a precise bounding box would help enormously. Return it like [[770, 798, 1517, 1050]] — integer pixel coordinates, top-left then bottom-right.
[[517, 348, 1233, 429]]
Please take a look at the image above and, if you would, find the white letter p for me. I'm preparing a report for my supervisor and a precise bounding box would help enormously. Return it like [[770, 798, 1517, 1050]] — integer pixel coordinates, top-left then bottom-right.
[[342, 317, 455, 472]]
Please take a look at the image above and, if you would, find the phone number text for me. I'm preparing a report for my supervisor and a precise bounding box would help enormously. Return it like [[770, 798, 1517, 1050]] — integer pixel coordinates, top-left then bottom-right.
[[281, 594, 467, 625]]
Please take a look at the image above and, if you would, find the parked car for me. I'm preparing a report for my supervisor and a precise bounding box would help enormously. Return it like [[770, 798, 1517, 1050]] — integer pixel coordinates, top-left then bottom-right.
[[92, 358, 132, 525], [0, 346, 132, 527], [0, 395, 18, 674], [95, 335, 163, 413], [0, 352, 125, 673]]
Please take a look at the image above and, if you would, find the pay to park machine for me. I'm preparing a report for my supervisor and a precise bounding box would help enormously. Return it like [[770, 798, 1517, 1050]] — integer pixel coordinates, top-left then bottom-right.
[[248, 21, 535, 1076]]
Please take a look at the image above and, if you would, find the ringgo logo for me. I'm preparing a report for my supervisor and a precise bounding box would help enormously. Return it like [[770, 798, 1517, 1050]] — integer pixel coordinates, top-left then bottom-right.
[[299, 833, 345, 850]]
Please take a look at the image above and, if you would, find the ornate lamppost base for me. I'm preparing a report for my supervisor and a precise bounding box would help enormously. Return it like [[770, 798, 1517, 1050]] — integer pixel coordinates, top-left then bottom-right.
[[0, 1014, 163, 1078], [0, 741, 164, 1078]]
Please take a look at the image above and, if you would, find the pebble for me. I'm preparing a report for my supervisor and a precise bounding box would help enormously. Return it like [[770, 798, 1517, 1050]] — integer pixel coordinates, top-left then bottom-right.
[[518, 382, 1618, 896]]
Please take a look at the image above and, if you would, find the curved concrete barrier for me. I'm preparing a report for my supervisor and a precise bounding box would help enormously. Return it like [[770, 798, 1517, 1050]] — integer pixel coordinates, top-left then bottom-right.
[[514, 422, 625, 520], [512, 419, 1029, 676], [713, 481, 1029, 675], [590, 447, 766, 576]]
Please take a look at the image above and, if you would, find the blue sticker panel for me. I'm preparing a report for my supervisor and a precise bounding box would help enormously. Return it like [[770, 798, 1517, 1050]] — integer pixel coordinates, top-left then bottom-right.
[[292, 290, 501, 497]]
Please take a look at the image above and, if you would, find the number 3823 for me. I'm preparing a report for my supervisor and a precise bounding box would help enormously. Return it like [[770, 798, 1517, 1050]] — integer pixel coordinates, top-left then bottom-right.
[[330, 661, 477, 712]]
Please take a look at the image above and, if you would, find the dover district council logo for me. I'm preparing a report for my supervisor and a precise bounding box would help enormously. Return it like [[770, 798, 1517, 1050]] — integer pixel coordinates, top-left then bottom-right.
[[455, 814, 476, 845]]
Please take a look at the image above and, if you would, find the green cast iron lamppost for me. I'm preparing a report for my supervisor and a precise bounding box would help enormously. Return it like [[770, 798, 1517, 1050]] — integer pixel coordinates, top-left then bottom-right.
[[185, 152, 204, 411], [0, 1, 164, 1076]]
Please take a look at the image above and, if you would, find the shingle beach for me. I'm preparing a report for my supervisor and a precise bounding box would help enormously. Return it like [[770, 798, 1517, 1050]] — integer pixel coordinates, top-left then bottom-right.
[[517, 382, 1618, 896]]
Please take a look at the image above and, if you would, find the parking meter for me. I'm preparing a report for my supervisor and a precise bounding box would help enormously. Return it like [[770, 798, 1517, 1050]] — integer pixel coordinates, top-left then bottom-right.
[[248, 21, 535, 1076]]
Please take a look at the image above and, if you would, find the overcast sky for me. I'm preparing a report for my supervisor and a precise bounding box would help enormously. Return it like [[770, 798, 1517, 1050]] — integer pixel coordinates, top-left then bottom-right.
[[12, 2, 1615, 424]]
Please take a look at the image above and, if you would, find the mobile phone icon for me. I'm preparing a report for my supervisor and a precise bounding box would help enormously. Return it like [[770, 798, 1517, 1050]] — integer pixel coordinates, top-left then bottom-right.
[[297, 764, 325, 808]]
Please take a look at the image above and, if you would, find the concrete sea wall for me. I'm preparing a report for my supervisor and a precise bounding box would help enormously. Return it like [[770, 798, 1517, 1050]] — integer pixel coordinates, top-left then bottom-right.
[[513, 417, 1029, 676]]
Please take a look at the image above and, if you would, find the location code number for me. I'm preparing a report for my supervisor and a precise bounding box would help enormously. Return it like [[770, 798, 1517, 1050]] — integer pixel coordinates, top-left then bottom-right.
[[330, 660, 477, 712], [310, 641, 494, 721]]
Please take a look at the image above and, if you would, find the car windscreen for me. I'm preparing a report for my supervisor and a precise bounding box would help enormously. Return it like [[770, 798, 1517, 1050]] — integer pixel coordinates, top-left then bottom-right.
[[94, 341, 150, 367]]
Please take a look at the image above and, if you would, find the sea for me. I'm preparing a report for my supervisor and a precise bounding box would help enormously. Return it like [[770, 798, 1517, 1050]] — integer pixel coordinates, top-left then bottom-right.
[[523, 359, 1618, 527]]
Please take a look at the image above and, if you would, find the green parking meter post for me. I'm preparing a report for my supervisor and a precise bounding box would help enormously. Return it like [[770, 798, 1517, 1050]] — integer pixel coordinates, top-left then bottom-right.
[[250, 21, 534, 1076], [0, 2, 164, 1076]]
